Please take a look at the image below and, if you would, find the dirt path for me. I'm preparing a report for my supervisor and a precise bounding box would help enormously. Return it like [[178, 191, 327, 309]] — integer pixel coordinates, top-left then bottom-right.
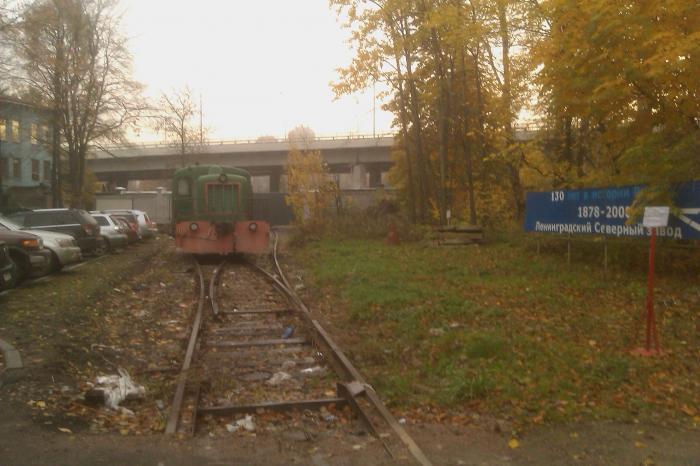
[[1, 397, 699, 466]]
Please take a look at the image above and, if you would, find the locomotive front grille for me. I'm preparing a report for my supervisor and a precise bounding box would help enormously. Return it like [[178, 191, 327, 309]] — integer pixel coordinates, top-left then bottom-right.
[[206, 183, 239, 212]]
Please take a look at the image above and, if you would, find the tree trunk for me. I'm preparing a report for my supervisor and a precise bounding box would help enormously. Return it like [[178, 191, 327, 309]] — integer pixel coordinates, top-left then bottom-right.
[[498, 0, 524, 220], [392, 52, 417, 223], [429, 27, 450, 226], [472, 46, 487, 187], [51, 114, 62, 207], [401, 21, 430, 223], [563, 116, 573, 164], [460, 50, 477, 225], [576, 118, 588, 177]]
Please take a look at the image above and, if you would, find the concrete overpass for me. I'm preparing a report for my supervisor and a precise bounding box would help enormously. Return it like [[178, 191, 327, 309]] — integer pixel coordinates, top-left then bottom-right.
[[88, 134, 395, 192], [88, 128, 538, 192]]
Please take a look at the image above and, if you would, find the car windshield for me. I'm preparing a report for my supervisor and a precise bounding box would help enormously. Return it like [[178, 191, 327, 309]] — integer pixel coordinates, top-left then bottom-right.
[[0, 216, 22, 230], [115, 215, 136, 223], [94, 216, 109, 226]]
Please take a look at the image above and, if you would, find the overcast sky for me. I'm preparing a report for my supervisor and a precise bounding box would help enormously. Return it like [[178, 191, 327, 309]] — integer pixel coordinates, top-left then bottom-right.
[[119, 0, 393, 142]]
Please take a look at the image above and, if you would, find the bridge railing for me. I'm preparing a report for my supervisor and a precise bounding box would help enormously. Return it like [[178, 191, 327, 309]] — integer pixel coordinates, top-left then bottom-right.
[[98, 132, 397, 151], [95, 124, 545, 153]]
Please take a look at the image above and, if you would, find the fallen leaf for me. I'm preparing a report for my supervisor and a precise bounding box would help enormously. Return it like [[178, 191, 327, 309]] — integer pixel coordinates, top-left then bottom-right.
[[680, 405, 697, 417], [58, 427, 72, 434], [508, 439, 520, 449]]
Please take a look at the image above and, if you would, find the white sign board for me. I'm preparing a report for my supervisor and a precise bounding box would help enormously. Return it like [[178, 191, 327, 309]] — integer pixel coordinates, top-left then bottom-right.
[[643, 206, 670, 228]]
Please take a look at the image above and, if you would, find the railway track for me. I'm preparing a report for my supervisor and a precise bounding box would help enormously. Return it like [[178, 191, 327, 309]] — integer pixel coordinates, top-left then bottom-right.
[[165, 233, 431, 466]]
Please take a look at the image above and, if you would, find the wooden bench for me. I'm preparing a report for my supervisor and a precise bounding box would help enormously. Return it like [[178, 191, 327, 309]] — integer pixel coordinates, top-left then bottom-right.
[[434, 225, 484, 245]]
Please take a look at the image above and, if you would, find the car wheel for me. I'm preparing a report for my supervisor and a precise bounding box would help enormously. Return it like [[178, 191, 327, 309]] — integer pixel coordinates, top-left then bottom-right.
[[49, 252, 63, 272], [7, 252, 27, 283], [93, 239, 110, 256]]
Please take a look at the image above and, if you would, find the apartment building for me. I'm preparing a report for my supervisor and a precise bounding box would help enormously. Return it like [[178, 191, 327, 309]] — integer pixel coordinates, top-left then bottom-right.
[[0, 96, 55, 208]]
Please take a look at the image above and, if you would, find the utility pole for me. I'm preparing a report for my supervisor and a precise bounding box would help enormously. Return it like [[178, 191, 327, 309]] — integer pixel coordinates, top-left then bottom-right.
[[372, 80, 376, 138], [52, 109, 62, 207]]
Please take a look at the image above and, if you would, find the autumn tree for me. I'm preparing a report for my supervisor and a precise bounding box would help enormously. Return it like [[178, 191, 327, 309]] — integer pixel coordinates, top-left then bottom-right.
[[332, 0, 539, 226], [331, 0, 432, 223], [287, 124, 316, 149], [9, 0, 144, 207], [152, 86, 209, 167], [285, 146, 339, 226], [335, 1, 698, 227], [533, 0, 700, 197], [0, 0, 14, 89]]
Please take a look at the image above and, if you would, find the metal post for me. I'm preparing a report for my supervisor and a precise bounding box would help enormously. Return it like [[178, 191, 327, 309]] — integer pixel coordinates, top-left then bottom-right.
[[645, 228, 659, 352]]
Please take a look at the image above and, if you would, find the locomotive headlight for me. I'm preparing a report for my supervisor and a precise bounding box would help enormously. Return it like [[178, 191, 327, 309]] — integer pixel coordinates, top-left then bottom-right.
[[218, 173, 228, 183], [248, 222, 258, 232], [189, 222, 199, 232]]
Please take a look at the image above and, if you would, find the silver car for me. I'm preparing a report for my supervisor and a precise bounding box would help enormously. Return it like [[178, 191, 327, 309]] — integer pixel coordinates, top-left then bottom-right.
[[99, 209, 157, 239], [90, 213, 129, 252], [0, 216, 82, 271]]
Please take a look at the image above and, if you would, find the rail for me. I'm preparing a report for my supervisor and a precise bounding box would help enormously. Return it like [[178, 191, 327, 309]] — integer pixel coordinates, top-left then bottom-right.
[[251, 232, 433, 466], [164, 236, 432, 465]]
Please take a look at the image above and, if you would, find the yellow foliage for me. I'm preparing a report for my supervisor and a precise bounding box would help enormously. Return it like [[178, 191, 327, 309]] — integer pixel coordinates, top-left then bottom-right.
[[285, 148, 339, 226]]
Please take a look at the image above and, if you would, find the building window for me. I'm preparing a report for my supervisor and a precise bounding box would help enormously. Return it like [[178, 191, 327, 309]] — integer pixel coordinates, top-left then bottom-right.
[[43, 161, 51, 181], [42, 124, 51, 142], [32, 159, 40, 181], [12, 158, 21, 179], [0, 120, 6, 141], [11, 120, 20, 143], [31, 123, 39, 144]]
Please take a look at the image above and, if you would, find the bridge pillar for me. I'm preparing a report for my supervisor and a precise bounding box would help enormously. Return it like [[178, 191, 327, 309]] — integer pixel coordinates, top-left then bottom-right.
[[268, 168, 282, 193], [368, 166, 382, 188], [351, 164, 367, 189]]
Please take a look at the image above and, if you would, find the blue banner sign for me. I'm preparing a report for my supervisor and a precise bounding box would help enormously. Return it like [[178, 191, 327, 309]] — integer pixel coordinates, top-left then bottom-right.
[[524, 181, 700, 240]]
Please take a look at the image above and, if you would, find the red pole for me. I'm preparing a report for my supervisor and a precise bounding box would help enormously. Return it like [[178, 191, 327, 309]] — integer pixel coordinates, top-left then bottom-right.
[[645, 228, 657, 352]]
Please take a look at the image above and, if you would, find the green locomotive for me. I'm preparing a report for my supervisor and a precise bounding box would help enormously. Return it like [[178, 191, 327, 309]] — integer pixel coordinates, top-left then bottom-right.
[[172, 165, 269, 254]]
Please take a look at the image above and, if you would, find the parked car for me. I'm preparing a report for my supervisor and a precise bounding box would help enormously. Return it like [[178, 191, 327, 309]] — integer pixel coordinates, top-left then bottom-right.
[[0, 240, 18, 291], [89, 213, 128, 252], [113, 217, 139, 243], [0, 228, 52, 281], [109, 214, 141, 240], [8, 209, 105, 255], [0, 216, 82, 271], [99, 209, 157, 239]]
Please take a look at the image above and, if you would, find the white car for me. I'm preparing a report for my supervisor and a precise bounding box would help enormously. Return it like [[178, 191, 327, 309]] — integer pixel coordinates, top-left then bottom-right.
[[96, 209, 158, 239], [0, 216, 82, 271]]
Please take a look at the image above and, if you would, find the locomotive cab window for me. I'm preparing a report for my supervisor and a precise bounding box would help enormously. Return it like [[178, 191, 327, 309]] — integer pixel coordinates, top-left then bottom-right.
[[177, 178, 191, 196]]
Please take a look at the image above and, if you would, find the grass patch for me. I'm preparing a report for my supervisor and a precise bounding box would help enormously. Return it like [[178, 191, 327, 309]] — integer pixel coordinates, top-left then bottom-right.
[[294, 237, 700, 427]]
